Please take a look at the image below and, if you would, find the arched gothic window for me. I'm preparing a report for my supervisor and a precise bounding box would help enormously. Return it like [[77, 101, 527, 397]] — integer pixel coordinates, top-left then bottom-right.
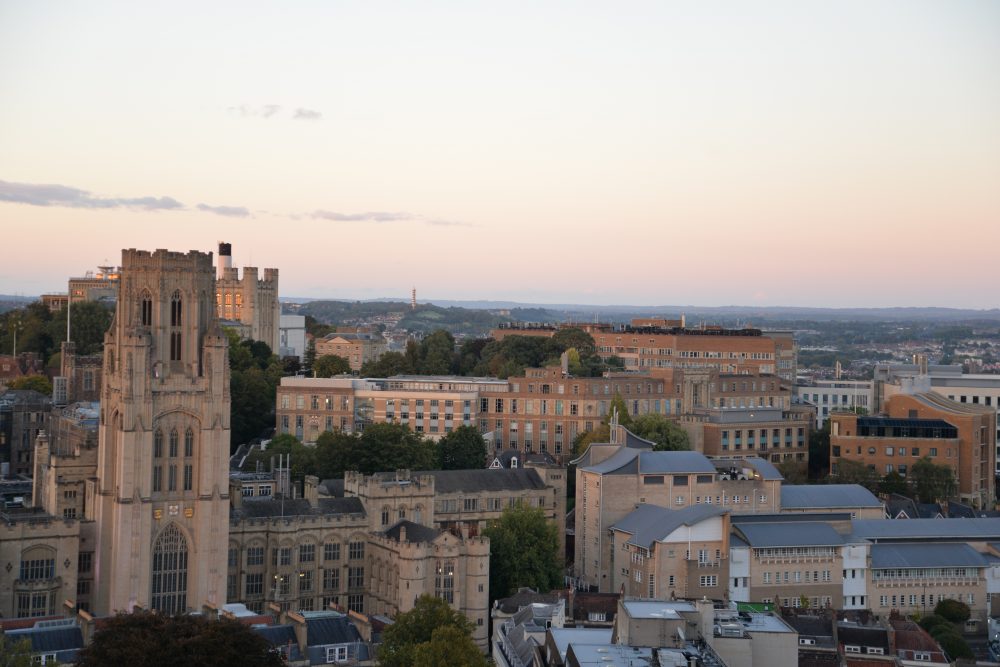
[[154, 430, 163, 458], [184, 429, 194, 457], [169, 291, 182, 361], [169, 429, 178, 457], [151, 524, 188, 614], [140, 291, 153, 327]]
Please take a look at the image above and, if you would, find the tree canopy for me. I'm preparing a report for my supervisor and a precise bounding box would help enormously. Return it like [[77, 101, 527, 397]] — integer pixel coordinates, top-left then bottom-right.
[[603, 392, 632, 428], [313, 354, 351, 377], [572, 424, 611, 458], [313, 423, 438, 479], [911, 456, 957, 503], [934, 598, 971, 623], [227, 331, 285, 448], [6, 374, 52, 396], [483, 503, 562, 602], [377, 595, 480, 667], [75, 612, 284, 667], [411, 625, 488, 667], [438, 425, 487, 470], [630, 414, 690, 451]]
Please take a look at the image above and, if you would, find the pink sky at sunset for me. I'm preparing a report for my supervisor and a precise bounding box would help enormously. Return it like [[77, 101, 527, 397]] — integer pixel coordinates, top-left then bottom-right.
[[1, 1, 998, 308]]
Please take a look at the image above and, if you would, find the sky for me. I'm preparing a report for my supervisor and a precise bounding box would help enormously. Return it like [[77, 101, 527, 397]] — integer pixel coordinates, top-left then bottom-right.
[[1, 1, 998, 308]]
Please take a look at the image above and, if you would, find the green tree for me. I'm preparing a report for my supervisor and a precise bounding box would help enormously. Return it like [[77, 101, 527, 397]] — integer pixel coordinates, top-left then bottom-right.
[[303, 337, 317, 371], [360, 351, 413, 377], [417, 330, 457, 374], [879, 471, 909, 496], [75, 612, 284, 667], [0, 638, 34, 667], [572, 424, 611, 457], [935, 632, 974, 661], [483, 503, 562, 602], [630, 414, 690, 451], [48, 301, 113, 356], [603, 392, 632, 428], [934, 598, 971, 624], [412, 625, 487, 667], [244, 434, 316, 479], [438, 425, 487, 470], [315, 424, 437, 478], [7, 374, 52, 396], [808, 422, 831, 479], [313, 354, 351, 377], [918, 614, 950, 633], [777, 461, 808, 484], [377, 595, 476, 667], [832, 459, 880, 491], [228, 332, 284, 448], [911, 457, 957, 503]]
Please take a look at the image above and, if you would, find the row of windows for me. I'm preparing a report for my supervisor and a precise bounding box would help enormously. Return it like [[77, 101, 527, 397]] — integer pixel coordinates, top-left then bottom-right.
[[153, 429, 195, 458], [762, 570, 832, 584], [152, 464, 193, 492], [235, 542, 361, 568]]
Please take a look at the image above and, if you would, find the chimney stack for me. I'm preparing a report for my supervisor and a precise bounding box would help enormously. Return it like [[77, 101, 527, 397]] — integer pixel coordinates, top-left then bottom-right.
[[218, 242, 232, 279]]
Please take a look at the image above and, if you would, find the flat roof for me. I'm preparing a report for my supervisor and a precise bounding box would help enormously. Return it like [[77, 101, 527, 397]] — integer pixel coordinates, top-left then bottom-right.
[[851, 518, 1000, 542], [621, 600, 697, 619]]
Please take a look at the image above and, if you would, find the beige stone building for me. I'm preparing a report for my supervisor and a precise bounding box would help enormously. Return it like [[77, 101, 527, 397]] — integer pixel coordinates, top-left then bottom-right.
[[32, 403, 99, 522], [572, 436, 784, 592], [367, 521, 490, 649], [0, 508, 80, 619], [608, 504, 730, 601], [314, 331, 387, 372], [215, 242, 280, 353], [91, 248, 232, 615]]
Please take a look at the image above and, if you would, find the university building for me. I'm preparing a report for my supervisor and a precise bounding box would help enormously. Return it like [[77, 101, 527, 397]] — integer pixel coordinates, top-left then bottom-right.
[[214, 241, 280, 353]]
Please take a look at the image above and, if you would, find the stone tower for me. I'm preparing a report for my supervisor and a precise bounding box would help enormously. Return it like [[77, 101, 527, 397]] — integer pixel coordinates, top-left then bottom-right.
[[91, 248, 230, 614]]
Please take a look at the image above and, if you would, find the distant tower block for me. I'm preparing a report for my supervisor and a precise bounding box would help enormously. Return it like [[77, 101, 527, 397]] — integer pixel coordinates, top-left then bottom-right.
[[411, 288, 416, 310]]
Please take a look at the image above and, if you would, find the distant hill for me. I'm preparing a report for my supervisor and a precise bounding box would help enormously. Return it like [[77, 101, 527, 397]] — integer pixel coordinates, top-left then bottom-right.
[[294, 300, 513, 336]]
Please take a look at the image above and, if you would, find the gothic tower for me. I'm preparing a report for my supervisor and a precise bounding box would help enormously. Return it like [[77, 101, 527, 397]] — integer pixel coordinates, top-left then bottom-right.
[[91, 249, 230, 614]]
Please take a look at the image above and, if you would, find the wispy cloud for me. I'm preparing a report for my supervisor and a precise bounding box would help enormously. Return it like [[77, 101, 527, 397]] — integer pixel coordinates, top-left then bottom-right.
[[227, 104, 283, 118], [293, 108, 322, 121], [310, 210, 475, 227], [0, 179, 182, 210], [197, 203, 251, 218], [312, 210, 414, 222]]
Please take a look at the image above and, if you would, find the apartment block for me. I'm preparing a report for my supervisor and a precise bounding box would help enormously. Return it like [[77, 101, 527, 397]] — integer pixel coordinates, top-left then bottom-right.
[[794, 379, 874, 428], [830, 391, 996, 506]]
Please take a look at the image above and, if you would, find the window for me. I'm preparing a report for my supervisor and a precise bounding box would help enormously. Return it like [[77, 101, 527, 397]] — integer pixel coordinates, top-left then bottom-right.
[[140, 294, 153, 326], [184, 429, 194, 457], [348, 567, 364, 589], [154, 430, 163, 458], [168, 465, 177, 491], [435, 560, 455, 603], [699, 575, 717, 587], [20, 556, 55, 581], [78, 552, 93, 574], [299, 570, 313, 593], [247, 546, 264, 566], [323, 568, 340, 592], [151, 524, 188, 614], [349, 541, 364, 560], [326, 646, 348, 663], [183, 464, 193, 491], [245, 573, 264, 597], [299, 544, 315, 563], [16, 592, 53, 618], [169, 429, 179, 457]]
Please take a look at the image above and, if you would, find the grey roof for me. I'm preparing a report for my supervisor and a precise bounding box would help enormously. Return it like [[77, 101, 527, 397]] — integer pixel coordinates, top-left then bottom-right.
[[781, 484, 882, 509], [496, 587, 564, 614], [383, 520, 441, 544], [870, 543, 989, 569], [6, 625, 83, 654], [230, 496, 365, 520], [623, 429, 655, 450], [253, 624, 304, 662], [638, 451, 717, 475], [743, 457, 783, 481], [611, 504, 727, 549], [851, 518, 1000, 542], [578, 447, 640, 474], [732, 512, 853, 525], [306, 614, 362, 646], [423, 468, 547, 493], [838, 624, 889, 649], [736, 522, 844, 548]]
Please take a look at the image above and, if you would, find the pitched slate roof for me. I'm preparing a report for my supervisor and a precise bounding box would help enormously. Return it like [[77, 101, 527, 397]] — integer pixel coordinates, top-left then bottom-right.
[[781, 485, 882, 509], [306, 614, 362, 646], [422, 468, 547, 493], [383, 520, 441, 544], [611, 504, 727, 549], [851, 518, 1000, 542], [253, 624, 304, 662], [736, 522, 844, 548], [230, 496, 365, 520], [870, 543, 988, 569], [638, 451, 717, 475]]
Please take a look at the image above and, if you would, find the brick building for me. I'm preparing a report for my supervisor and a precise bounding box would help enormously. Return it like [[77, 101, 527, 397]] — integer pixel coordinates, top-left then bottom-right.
[[830, 391, 996, 506]]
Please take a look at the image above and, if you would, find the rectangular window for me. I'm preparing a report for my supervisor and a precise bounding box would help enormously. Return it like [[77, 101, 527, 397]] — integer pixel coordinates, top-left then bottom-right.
[[168, 465, 177, 491], [247, 546, 264, 566], [78, 552, 93, 574], [699, 575, 717, 587], [348, 567, 364, 589], [323, 568, 340, 591], [299, 544, 315, 563], [183, 464, 193, 491], [245, 573, 264, 597], [349, 542, 365, 560], [20, 559, 55, 581], [152, 466, 162, 492]]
